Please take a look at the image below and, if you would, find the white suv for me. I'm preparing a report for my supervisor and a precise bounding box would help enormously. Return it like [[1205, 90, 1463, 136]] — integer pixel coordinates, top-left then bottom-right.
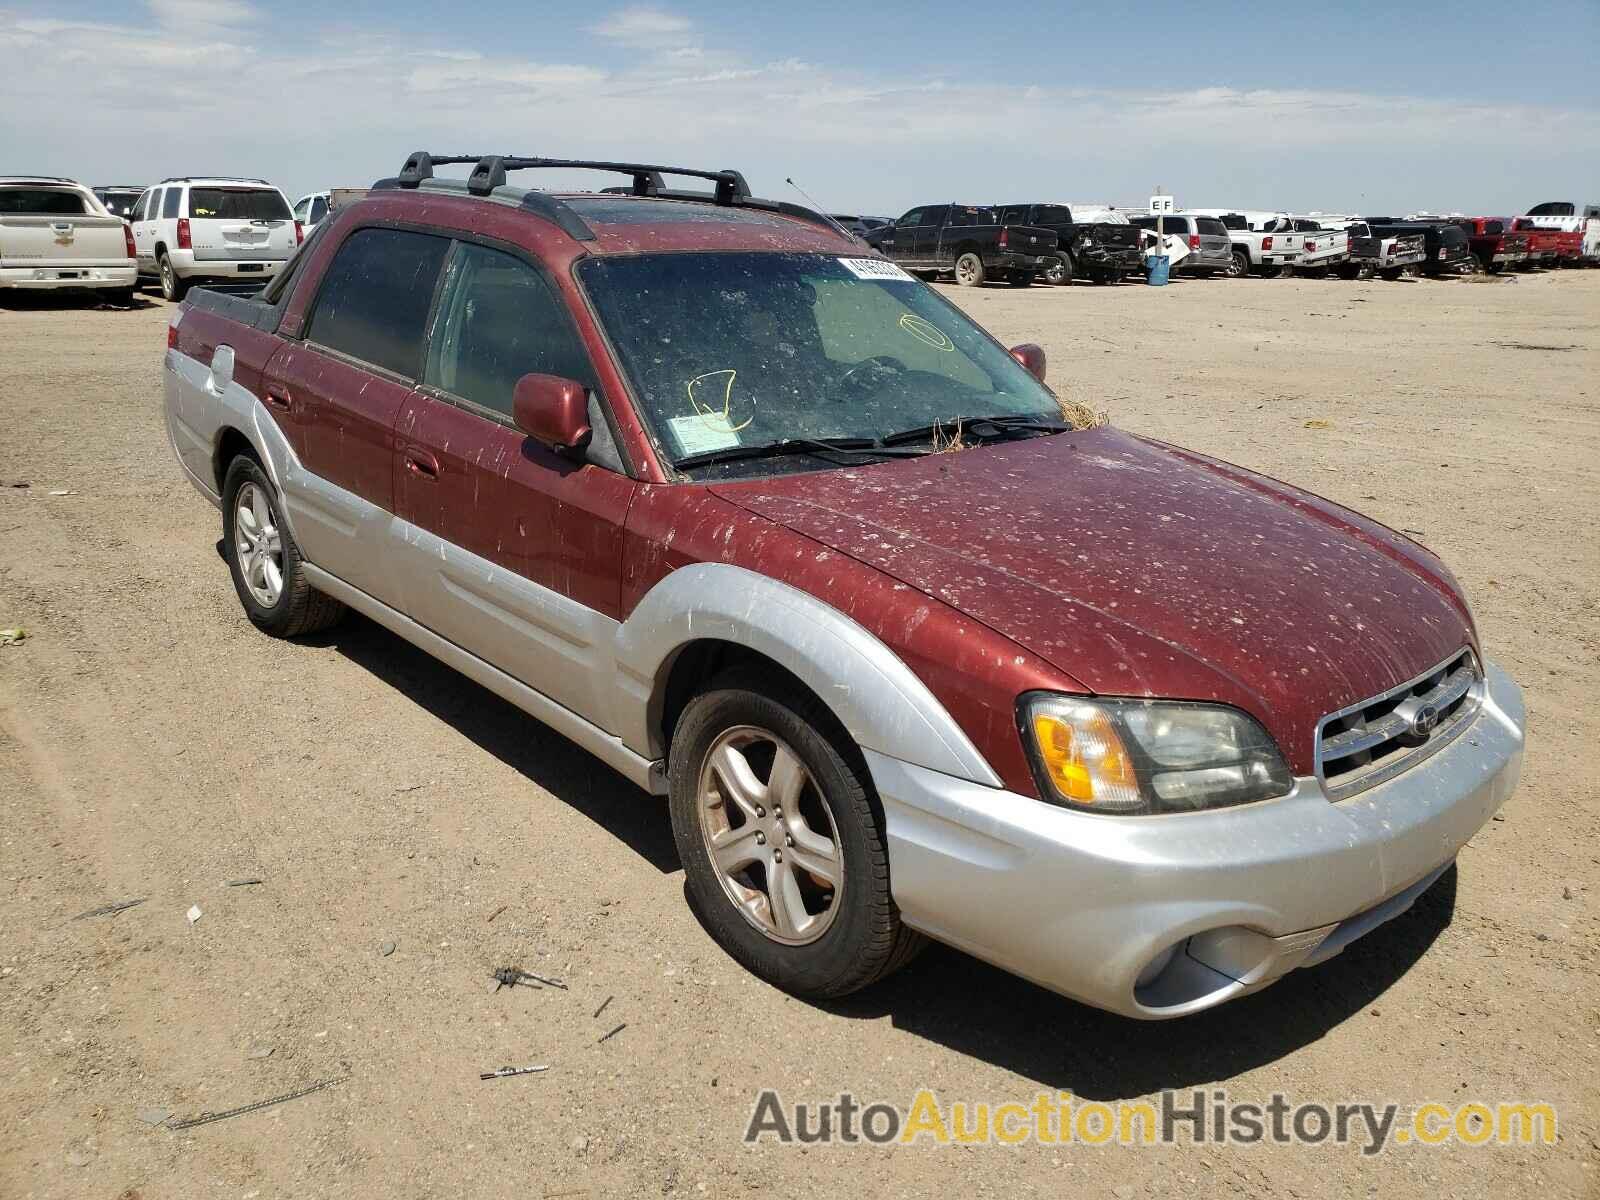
[[1, 177, 138, 302], [130, 177, 299, 299]]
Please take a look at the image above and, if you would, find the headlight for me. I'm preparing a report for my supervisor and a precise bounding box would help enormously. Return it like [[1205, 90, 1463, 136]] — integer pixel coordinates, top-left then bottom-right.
[[1020, 694, 1293, 815]]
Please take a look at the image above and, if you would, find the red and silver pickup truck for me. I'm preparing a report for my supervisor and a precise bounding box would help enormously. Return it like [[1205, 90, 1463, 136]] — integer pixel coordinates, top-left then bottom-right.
[[161, 151, 1525, 1020], [1454, 218, 1529, 273], [1518, 201, 1600, 264], [1510, 219, 1566, 269]]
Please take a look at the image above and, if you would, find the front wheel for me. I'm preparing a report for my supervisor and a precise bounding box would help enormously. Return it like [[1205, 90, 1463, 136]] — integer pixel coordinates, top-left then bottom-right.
[[668, 673, 924, 998], [222, 456, 346, 638], [953, 252, 985, 287]]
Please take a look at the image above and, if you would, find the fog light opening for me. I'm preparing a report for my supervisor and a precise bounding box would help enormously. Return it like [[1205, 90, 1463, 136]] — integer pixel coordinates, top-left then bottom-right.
[[1134, 941, 1182, 991]]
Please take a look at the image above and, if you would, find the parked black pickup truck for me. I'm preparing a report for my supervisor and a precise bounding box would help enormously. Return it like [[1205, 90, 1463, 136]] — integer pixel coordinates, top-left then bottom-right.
[[1362, 219, 1473, 276], [996, 203, 1144, 284], [864, 204, 1055, 286]]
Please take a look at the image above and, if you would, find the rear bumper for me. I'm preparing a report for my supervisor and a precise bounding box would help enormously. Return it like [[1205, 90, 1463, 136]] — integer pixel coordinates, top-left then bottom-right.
[[994, 251, 1046, 273], [0, 264, 136, 289], [873, 659, 1524, 1019], [155, 249, 287, 280], [1176, 249, 1234, 273]]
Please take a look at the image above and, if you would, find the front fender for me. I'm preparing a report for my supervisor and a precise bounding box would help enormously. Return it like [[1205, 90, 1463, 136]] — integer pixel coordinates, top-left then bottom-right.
[[611, 563, 1001, 787]]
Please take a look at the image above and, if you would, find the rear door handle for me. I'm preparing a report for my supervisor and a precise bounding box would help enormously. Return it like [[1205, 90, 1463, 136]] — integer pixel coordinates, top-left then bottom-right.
[[403, 447, 440, 480], [264, 389, 294, 413]]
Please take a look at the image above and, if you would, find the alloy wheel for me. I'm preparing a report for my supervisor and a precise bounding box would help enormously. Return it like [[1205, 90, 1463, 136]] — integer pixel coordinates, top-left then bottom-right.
[[233, 481, 284, 607], [696, 725, 843, 945]]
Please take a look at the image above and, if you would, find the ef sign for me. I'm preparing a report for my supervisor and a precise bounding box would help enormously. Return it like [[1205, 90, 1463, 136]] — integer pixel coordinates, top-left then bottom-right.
[[1148, 195, 1177, 214]]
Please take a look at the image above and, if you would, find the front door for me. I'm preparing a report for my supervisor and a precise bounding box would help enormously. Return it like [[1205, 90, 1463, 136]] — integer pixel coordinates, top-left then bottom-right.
[[263, 224, 451, 603], [394, 240, 636, 728]]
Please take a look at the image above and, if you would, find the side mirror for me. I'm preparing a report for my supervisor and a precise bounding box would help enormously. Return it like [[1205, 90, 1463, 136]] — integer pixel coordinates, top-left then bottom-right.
[[1009, 343, 1047, 383], [512, 373, 591, 452]]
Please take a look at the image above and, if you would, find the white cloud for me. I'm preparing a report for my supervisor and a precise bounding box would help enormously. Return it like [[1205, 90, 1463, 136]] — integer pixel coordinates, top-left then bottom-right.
[[147, 0, 258, 28], [590, 6, 692, 47], [0, 7, 1593, 216]]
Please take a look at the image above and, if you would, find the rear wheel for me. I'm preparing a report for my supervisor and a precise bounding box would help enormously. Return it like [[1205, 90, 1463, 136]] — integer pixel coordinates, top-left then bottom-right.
[[1006, 271, 1034, 288], [1335, 262, 1362, 280], [1227, 249, 1251, 278], [668, 672, 924, 998], [158, 252, 189, 302], [222, 455, 346, 638], [953, 252, 985, 287], [107, 287, 139, 307], [1258, 264, 1283, 279], [1379, 267, 1403, 281]]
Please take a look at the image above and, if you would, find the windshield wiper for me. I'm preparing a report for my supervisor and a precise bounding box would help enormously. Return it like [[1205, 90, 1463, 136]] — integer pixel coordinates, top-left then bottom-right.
[[674, 436, 930, 471], [879, 414, 1072, 447]]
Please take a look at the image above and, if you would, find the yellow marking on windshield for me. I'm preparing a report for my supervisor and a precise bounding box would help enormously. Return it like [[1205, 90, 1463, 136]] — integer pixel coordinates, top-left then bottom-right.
[[898, 313, 954, 351], [687, 369, 753, 432]]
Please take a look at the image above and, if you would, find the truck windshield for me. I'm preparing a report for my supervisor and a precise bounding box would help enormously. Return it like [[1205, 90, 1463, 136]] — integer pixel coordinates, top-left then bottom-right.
[[578, 252, 1065, 470], [187, 188, 291, 221]]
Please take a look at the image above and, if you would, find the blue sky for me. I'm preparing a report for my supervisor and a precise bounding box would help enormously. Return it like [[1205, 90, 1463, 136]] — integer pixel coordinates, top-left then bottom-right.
[[4, 1, 1597, 215]]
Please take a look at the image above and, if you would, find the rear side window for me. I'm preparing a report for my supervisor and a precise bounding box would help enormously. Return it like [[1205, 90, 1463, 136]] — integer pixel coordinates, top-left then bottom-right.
[[0, 189, 87, 215], [949, 207, 992, 227], [423, 242, 595, 419], [1196, 218, 1227, 236], [309, 196, 328, 224], [188, 188, 291, 220], [162, 188, 181, 218], [305, 227, 450, 379]]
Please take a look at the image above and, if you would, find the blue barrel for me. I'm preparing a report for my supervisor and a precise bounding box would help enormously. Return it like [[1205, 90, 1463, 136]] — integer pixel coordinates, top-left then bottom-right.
[[1147, 255, 1171, 286]]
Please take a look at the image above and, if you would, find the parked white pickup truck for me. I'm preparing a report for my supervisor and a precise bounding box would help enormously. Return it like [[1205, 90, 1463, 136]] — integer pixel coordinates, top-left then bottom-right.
[[1190, 211, 1337, 280], [1284, 216, 1352, 273], [0, 177, 137, 303], [1313, 217, 1427, 279]]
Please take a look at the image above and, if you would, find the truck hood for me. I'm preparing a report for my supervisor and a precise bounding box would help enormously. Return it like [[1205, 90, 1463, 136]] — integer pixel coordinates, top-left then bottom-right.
[[710, 427, 1474, 773]]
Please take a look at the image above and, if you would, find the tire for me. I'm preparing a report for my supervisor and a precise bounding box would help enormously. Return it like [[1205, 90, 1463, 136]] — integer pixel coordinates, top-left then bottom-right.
[[1227, 249, 1251, 278], [1006, 272, 1034, 288], [667, 670, 925, 998], [1486, 262, 1502, 274], [1088, 268, 1114, 285], [1258, 264, 1283, 279], [953, 252, 985, 287], [107, 287, 139, 307], [1379, 267, 1403, 281], [1335, 263, 1362, 281], [221, 455, 346, 638], [158, 252, 189, 302], [1041, 252, 1073, 285]]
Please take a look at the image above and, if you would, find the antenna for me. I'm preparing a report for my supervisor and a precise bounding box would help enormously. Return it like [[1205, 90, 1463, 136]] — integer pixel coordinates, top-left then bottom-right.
[[786, 176, 861, 243]]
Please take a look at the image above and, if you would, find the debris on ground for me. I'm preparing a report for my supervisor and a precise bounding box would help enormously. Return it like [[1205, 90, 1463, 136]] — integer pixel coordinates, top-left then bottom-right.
[[486, 905, 507, 923], [491, 966, 567, 991], [48, 489, 77, 497], [186, 905, 203, 926], [247, 1044, 274, 1060], [166, 1076, 349, 1131], [380, 941, 396, 957], [224, 878, 263, 888], [597, 1023, 627, 1045], [0, 628, 25, 647], [1563, 885, 1574, 900], [592, 995, 613, 1020], [480, 1064, 549, 1081], [135, 1107, 173, 1126], [73, 898, 145, 920], [1303, 419, 1333, 430]]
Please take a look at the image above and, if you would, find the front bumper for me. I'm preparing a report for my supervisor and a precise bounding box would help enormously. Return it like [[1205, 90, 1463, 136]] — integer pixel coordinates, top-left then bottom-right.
[[872, 660, 1524, 1019], [0, 264, 136, 290]]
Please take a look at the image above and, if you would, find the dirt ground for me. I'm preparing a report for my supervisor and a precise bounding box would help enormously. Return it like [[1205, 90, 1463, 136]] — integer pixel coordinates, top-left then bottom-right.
[[1, 268, 1596, 1199]]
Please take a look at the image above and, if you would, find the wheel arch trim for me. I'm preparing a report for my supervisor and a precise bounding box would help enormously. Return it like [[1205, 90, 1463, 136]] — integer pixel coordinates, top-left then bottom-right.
[[612, 563, 1002, 787]]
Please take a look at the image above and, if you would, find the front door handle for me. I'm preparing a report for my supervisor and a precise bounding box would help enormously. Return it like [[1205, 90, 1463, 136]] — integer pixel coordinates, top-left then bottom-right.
[[264, 389, 293, 412], [403, 447, 440, 480]]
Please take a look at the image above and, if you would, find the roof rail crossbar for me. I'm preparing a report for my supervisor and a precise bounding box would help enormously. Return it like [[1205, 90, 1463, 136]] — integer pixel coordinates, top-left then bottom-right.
[[467, 156, 507, 196], [396, 151, 481, 189]]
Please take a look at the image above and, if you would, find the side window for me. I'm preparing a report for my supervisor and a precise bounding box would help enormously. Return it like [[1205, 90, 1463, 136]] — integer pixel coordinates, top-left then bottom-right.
[[147, 188, 164, 220], [293, 197, 310, 221], [305, 227, 451, 379], [920, 205, 949, 228], [423, 242, 595, 419], [162, 187, 181, 218], [310, 196, 328, 224], [132, 191, 149, 222], [897, 207, 924, 226]]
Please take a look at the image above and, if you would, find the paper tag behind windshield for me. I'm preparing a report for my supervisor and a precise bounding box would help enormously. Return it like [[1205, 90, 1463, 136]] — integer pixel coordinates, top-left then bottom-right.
[[839, 257, 914, 282]]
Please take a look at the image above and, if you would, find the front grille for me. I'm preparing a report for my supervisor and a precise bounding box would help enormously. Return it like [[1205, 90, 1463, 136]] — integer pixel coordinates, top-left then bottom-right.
[[1315, 650, 1482, 801]]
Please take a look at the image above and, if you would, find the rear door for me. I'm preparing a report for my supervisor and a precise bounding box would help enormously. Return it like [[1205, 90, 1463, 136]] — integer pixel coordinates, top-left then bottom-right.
[[264, 225, 451, 603], [0, 184, 130, 272], [186, 186, 297, 264], [394, 239, 636, 724], [131, 188, 158, 268]]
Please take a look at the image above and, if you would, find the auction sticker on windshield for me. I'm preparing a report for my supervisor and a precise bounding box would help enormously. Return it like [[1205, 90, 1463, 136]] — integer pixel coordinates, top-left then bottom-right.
[[668, 412, 743, 456], [839, 258, 914, 282]]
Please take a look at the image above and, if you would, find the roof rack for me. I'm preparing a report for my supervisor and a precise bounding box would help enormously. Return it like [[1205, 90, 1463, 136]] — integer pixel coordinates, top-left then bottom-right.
[[374, 151, 852, 243], [158, 176, 271, 185]]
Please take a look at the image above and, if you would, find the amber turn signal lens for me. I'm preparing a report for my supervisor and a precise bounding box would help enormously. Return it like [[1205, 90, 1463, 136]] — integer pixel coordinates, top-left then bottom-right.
[[1030, 707, 1142, 811]]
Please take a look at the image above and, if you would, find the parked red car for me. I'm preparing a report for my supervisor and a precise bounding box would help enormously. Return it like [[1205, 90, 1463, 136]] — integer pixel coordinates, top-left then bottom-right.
[[162, 152, 1525, 1019], [1511, 219, 1563, 268], [1453, 217, 1528, 273]]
